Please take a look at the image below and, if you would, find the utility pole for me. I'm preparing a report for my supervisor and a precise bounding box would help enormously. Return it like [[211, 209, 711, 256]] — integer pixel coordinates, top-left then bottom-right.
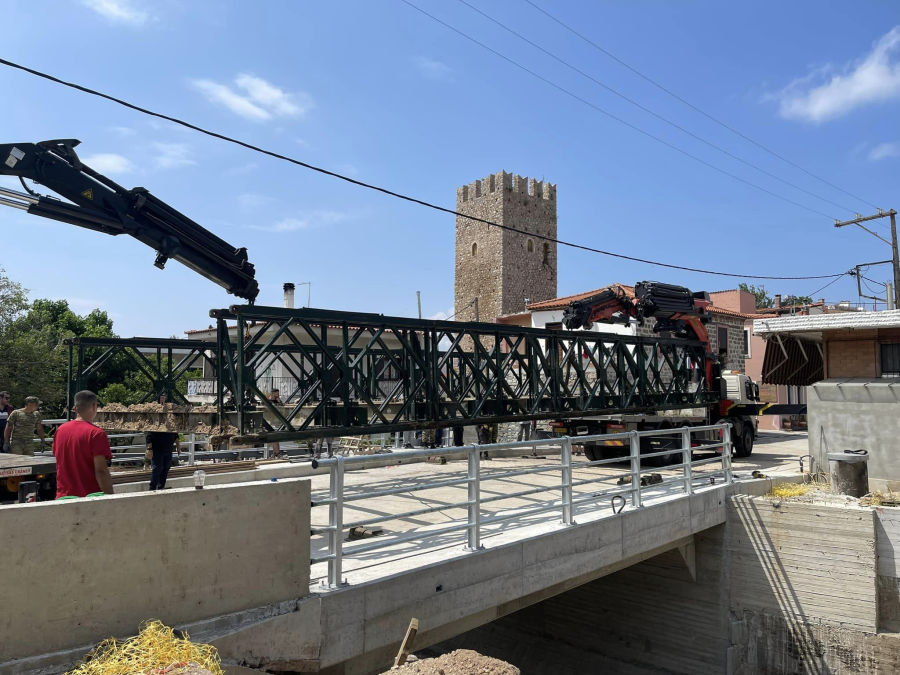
[[416, 290, 422, 319], [834, 209, 899, 309]]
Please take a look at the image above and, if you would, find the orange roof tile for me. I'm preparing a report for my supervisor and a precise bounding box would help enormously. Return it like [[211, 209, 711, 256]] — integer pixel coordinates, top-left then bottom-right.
[[527, 284, 635, 311]]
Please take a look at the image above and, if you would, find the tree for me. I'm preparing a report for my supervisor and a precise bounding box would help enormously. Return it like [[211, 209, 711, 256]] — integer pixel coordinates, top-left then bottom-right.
[[782, 294, 813, 307], [738, 283, 773, 309]]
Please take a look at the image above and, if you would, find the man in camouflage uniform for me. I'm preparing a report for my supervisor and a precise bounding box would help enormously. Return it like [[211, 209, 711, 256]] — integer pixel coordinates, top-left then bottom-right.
[[3, 396, 46, 455]]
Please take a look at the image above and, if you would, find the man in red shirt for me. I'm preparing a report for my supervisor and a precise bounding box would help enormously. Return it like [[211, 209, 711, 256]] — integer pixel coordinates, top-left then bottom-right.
[[53, 390, 113, 498]]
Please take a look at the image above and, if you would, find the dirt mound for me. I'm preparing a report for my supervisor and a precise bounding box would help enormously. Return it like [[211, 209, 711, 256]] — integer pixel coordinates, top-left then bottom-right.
[[388, 649, 519, 675]]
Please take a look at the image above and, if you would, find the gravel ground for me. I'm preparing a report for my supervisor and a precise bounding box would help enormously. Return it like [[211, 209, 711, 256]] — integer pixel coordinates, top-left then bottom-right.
[[387, 650, 519, 675]]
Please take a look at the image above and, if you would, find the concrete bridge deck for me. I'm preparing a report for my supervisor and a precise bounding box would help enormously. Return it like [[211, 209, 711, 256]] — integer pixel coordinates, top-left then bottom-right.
[[1, 432, 809, 675]]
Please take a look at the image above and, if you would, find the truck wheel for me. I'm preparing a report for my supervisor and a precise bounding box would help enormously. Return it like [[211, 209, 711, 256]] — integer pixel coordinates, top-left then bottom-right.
[[734, 427, 754, 458], [583, 443, 599, 462]]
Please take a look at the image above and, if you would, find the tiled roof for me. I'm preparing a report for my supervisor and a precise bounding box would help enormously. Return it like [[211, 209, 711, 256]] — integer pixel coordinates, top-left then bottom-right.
[[707, 306, 768, 320], [753, 309, 900, 336], [527, 284, 635, 311], [755, 302, 825, 315]]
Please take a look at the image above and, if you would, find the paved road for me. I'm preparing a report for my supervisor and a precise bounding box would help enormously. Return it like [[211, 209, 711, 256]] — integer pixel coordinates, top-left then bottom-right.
[[307, 430, 809, 586]]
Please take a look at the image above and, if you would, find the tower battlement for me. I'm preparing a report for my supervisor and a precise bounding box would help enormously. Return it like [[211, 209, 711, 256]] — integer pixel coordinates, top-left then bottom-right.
[[457, 170, 556, 205], [454, 170, 558, 324]]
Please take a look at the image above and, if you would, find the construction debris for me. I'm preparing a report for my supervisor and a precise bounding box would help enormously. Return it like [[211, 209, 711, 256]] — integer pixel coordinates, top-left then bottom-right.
[[67, 620, 223, 675], [387, 649, 519, 674], [95, 403, 237, 437]]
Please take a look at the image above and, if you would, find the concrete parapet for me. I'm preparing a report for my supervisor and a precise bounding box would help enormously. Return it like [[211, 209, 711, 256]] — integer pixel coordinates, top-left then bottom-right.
[[0, 478, 311, 665]]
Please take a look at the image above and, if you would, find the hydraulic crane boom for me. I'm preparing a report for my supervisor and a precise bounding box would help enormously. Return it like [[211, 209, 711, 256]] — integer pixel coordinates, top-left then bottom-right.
[[0, 139, 259, 302], [563, 280, 716, 388]]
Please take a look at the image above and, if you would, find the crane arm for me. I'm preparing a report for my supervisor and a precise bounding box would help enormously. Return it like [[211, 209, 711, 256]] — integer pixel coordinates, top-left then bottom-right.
[[0, 139, 259, 302]]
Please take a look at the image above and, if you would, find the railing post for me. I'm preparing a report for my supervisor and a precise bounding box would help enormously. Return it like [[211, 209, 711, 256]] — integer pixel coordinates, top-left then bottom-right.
[[681, 426, 693, 495], [560, 437, 574, 525], [629, 430, 642, 508], [722, 423, 733, 484], [465, 445, 482, 551], [326, 454, 345, 588], [188, 433, 196, 467]]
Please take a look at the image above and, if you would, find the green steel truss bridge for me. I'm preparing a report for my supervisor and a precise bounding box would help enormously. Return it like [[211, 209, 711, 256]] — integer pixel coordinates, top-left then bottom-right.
[[66, 305, 718, 442]]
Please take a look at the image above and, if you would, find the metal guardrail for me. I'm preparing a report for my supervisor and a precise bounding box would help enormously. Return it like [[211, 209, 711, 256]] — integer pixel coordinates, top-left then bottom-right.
[[309, 423, 733, 588]]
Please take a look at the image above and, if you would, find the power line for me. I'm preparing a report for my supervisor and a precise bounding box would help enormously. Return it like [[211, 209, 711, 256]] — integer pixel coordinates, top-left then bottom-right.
[[0, 57, 843, 281], [807, 273, 849, 299], [522, 0, 880, 211], [399, 0, 835, 220], [455, 0, 856, 216]]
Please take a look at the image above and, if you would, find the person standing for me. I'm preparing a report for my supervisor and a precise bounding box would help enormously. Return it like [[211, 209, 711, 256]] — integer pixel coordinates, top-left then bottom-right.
[[146, 430, 179, 490], [146, 393, 179, 490], [0, 392, 13, 446], [53, 390, 113, 498], [267, 390, 283, 458], [3, 396, 45, 455]]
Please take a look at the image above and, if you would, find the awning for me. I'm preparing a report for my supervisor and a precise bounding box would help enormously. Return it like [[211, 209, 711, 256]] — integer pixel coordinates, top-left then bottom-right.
[[761, 335, 823, 386]]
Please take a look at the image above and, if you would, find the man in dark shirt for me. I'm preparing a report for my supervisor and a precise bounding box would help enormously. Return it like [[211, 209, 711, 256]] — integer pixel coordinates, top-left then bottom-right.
[[0, 391, 13, 444], [147, 431, 179, 490], [146, 394, 179, 490]]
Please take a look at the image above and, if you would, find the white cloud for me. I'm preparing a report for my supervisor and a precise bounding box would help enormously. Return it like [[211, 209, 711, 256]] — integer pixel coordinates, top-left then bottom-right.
[[82, 153, 134, 175], [82, 0, 150, 25], [109, 125, 136, 137], [428, 307, 454, 320], [413, 56, 453, 80], [191, 74, 312, 121], [153, 142, 195, 169], [224, 162, 259, 176], [771, 26, 900, 122], [237, 193, 274, 210], [869, 142, 900, 161], [252, 210, 348, 233]]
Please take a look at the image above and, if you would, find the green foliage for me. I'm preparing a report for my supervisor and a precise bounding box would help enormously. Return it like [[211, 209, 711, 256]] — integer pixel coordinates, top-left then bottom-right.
[[782, 294, 813, 306], [738, 283, 773, 309], [0, 268, 194, 417]]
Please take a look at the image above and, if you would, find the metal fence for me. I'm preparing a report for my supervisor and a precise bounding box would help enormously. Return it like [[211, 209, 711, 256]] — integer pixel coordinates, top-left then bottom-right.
[[309, 422, 733, 588]]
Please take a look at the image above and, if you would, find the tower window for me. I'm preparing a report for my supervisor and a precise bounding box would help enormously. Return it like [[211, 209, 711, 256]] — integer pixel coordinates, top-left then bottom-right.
[[472, 242, 477, 257], [542, 242, 549, 264], [527, 239, 534, 253]]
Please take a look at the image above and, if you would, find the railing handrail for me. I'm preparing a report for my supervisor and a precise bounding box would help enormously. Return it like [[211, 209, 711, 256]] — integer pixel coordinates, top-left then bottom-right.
[[311, 422, 734, 588]]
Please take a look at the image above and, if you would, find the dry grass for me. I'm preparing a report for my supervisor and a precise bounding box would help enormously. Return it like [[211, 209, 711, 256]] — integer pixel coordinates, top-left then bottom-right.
[[770, 482, 815, 499], [68, 621, 222, 675]]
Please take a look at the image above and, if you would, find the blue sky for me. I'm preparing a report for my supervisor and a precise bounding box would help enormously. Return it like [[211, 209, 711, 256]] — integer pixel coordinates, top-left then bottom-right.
[[1, 0, 899, 337]]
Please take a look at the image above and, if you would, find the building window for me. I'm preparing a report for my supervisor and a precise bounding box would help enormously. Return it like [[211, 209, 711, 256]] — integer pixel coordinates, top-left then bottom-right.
[[527, 239, 534, 253], [881, 343, 900, 377], [717, 326, 728, 355], [742, 329, 751, 358], [471, 242, 477, 257], [542, 242, 549, 264], [545, 321, 562, 331]]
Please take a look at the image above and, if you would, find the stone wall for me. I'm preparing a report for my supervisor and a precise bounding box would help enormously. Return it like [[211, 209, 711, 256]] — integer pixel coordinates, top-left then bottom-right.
[[455, 171, 557, 324], [709, 314, 747, 372]]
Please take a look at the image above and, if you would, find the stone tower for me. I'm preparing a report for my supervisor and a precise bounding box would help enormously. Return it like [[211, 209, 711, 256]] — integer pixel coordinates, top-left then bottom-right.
[[454, 171, 557, 323]]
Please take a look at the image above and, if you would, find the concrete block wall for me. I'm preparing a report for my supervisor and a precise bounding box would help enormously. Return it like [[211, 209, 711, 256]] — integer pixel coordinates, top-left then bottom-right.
[[0, 479, 311, 664], [877, 508, 900, 632], [807, 379, 900, 491]]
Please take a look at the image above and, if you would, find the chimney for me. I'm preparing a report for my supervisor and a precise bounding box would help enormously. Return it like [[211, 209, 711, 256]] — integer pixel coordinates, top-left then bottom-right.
[[774, 294, 782, 308], [283, 282, 295, 309]]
